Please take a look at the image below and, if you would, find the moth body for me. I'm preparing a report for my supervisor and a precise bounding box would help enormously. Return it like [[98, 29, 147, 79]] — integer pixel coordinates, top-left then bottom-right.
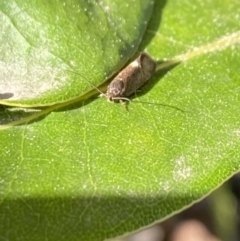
[[106, 52, 156, 102]]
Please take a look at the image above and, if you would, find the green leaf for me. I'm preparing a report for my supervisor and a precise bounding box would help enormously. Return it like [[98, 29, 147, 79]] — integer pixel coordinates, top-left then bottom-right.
[[0, 0, 154, 106], [1, 0, 240, 241]]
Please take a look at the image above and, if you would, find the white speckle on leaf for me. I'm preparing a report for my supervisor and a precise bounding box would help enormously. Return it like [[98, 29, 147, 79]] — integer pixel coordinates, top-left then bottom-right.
[[69, 60, 77, 67], [233, 129, 240, 137], [172, 156, 192, 181], [104, 5, 110, 12], [159, 180, 171, 192]]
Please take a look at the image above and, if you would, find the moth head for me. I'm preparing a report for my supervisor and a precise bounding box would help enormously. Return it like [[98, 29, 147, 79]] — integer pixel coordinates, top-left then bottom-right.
[[106, 80, 124, 101]]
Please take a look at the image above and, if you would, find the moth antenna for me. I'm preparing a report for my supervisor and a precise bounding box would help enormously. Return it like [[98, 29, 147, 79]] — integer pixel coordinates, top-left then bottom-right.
[[66, 69, 107, 97]]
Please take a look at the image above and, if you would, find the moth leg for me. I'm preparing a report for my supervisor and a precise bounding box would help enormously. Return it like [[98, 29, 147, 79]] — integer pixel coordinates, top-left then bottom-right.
[[119, 99, 129, 111]]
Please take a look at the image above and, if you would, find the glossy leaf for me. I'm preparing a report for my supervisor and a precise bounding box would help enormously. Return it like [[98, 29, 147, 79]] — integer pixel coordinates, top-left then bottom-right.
[[0, 0, 154, 106], [1, 0, 240, 241]]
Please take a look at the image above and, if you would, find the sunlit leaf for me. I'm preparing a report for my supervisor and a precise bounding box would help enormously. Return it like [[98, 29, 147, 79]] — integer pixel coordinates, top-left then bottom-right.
[[1, 0, 240, 240]]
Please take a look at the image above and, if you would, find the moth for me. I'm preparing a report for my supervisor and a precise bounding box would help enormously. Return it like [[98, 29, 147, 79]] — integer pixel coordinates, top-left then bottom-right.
[[105, 52, 156, 102], [70, 52, 156, 102]]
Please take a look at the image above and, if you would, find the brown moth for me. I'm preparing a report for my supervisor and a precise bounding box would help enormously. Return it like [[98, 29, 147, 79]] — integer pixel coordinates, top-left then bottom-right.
[[105, 52, 156, 102], [69, 52, 156, 102]]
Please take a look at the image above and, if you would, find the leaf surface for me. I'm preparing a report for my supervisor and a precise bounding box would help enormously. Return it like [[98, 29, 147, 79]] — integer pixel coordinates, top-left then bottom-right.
[[0, 0, 154, 106], [1, 0, 240, 241]]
